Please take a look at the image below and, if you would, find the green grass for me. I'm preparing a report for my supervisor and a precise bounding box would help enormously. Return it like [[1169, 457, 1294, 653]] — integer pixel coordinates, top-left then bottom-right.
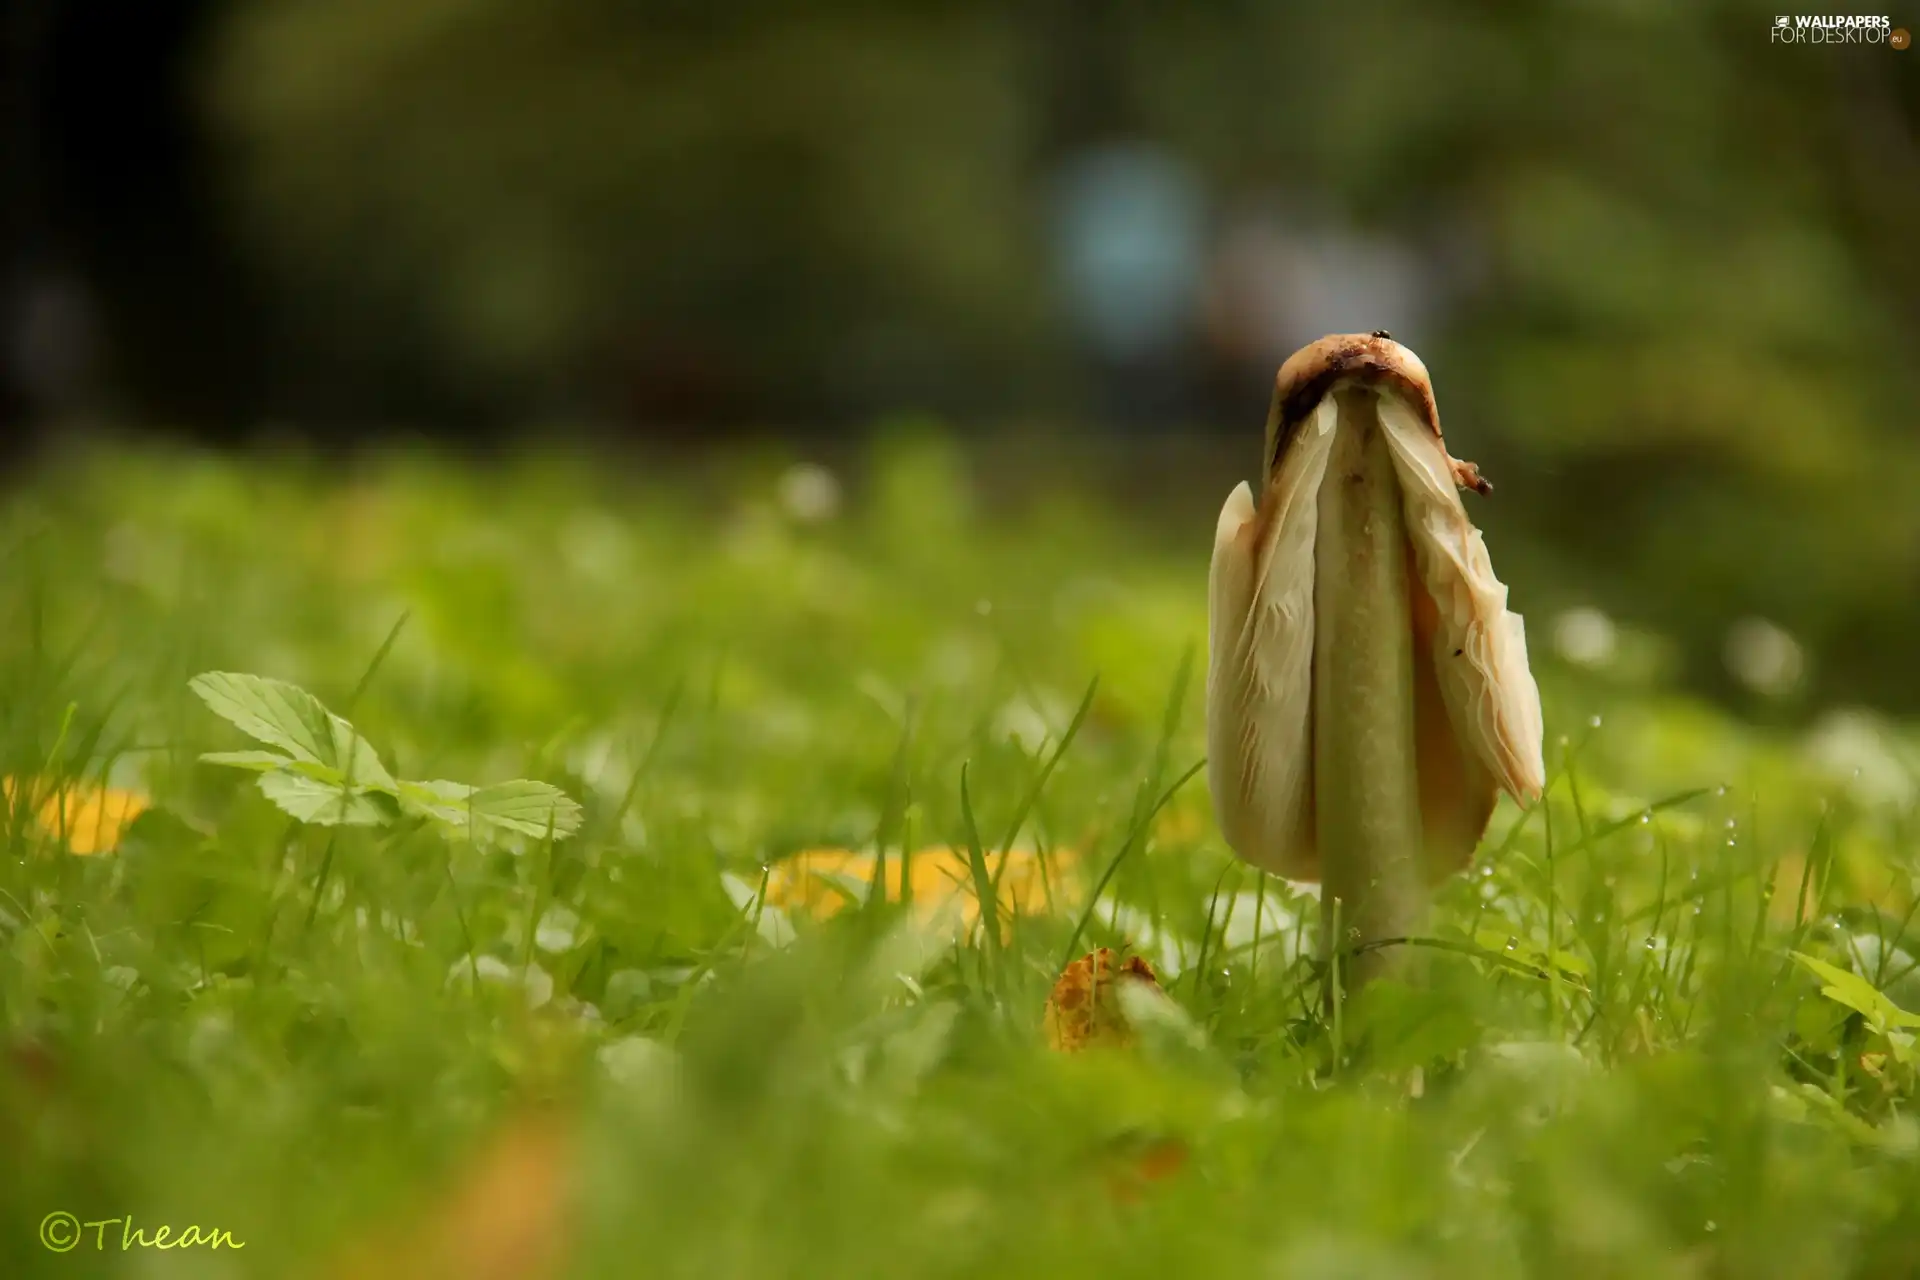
[[4, 433, 1920, 1277]]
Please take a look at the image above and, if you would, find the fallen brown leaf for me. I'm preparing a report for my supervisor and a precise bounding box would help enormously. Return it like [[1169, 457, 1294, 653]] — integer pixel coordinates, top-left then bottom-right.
[[1106, 1136, 1191, 1204], [320, 1109, 575, 1280], [1044, 947, 1161, 1053], [1044, 948, 1191, 1201]]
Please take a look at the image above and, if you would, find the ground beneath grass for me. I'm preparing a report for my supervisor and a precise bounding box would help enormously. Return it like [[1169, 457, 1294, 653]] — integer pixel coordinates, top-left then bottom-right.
[[3, 437, 1920, 1278]]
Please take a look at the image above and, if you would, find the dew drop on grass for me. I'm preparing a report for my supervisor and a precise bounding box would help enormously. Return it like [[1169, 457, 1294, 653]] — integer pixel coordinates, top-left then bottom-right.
[[1640, 812, 1652, 824], [1704, 1221, 1717, 1233], [1645, 937, 1657, 950], [1505, 937, 1519, 952], [1589, 715, 1602, 728], [1481, 865, 1495, 877]]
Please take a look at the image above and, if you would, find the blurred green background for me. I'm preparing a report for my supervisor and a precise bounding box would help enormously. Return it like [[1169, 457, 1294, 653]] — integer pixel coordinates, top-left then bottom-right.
[[3, 0, 1918, 712], [6, 8, 1920, 1275]]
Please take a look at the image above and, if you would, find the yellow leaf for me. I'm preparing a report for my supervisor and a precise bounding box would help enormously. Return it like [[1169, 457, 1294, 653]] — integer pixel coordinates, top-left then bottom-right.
[[763, 846, 1078, 932], [1151, 804, 1207, 845], [2, 777, 148, 855]]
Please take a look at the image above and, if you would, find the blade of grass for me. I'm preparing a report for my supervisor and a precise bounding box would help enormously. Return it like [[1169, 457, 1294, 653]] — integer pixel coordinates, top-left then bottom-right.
[[869, 695, 920, 919], [958, 761, 1000, 983], [1059, 756, 1206, 967], [342, 610, 411, 716], [994, 675, 1098, 857], [609, 674, 687, 834]]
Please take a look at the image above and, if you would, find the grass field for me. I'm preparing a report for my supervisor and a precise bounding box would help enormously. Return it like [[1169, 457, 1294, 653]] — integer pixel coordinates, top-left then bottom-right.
[[4, 435, 1920, 1278]]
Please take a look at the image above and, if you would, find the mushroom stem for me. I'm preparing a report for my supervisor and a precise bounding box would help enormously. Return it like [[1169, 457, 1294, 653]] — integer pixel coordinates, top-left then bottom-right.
[[1312, 388, 1427, 996]]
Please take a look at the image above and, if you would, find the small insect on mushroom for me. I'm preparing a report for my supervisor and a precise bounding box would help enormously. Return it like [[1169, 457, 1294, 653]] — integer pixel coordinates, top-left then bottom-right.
[[1206, 333, 1544, 994]]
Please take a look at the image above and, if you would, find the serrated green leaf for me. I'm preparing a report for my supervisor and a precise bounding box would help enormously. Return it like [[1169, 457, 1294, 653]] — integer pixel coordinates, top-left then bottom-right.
[[468, 781, 581, 839], [398, 777, 581, 844], [395, 778, 476, 826], [258, 771, 395, 827], [1791, 951, 1920, 1032], [200, 750, 296, 772], [1792, 1079, 1892, 1146], [189, 672, 395, 791]]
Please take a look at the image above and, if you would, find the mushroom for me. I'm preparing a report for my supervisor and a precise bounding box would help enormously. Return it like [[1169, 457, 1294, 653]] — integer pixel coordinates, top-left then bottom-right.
[[1206, 332, 1544, 994]]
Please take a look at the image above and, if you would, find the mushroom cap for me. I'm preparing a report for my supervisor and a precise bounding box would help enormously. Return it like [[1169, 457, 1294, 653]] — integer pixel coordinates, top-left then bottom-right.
[[1211, 334, 1545, 883], [1274, 333, 1437, 439], [1264, 333, 1490, 496]]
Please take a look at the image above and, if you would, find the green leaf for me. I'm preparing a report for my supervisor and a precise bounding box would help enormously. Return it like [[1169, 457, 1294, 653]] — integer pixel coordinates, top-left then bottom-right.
[[1347, 980, 1482, 1069], [1471, 930, 1588, 978], [1790, 951, 1920, 1032], [199, 750, 296, 772], [397, 778, 581, 844], [258, 772, 395, 826], [394, 778, 479, 826], [1789, 1079, 1891, 1147], [189, 672, 395, 791]]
